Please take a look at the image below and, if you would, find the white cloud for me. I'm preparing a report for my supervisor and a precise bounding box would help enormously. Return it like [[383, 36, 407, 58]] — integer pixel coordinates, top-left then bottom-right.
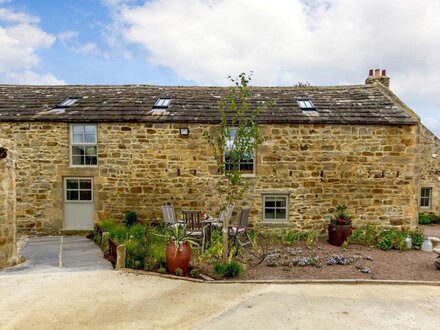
[[115, 0, 440, 86], [5, 70, 65, 85], [58, 30, 101, 56], [110, 0, 440, 136], [0, 8, 39, 24], [0, 4, 62, 85]]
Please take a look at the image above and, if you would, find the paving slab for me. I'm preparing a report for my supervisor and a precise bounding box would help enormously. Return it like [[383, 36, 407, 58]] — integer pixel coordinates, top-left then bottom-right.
[[0, 236, 112, 274]]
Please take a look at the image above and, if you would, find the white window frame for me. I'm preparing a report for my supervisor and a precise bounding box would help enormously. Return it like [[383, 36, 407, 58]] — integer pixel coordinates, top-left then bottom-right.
[[224, 128, 256, 176], [153, 98, 171, 108], [262, 194, 289, 222], [70, 124, 98, 167], [64, 177, 94, 203], [420, 187, 432, 209]]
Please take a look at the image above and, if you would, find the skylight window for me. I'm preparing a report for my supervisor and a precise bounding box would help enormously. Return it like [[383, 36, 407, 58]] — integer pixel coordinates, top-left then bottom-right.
[[57, 97, 81, 108], [153, 98, 171, 108], [297, 99, 315, 110]]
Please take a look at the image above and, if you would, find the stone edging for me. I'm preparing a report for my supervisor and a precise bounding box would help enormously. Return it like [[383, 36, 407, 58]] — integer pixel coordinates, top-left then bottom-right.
[[119, 268, 440, 286]]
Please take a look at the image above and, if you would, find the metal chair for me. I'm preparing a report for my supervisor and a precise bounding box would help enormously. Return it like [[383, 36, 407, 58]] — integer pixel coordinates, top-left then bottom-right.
[[228, 208, 251, 242], [183, 210, 207, 253], [161, 204, 177, 226]]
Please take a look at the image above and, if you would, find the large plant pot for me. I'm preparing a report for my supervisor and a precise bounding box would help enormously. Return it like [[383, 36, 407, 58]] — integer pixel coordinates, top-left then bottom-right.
[[166, 240, 191, 275], [328, 224, 352, 247]]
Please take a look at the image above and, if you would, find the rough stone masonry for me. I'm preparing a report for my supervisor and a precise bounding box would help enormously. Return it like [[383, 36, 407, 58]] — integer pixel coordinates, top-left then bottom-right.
[[0, 138, 16, 268]]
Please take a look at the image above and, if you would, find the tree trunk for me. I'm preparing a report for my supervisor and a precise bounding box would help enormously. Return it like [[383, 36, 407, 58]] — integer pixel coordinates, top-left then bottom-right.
[[222, 216, 229, 263]]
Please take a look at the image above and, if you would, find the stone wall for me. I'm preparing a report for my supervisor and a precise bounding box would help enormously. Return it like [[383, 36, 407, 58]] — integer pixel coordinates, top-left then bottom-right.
[[419, 125, 440, 213], [0, 121, 419, 235], [0, 138, 16, 268]]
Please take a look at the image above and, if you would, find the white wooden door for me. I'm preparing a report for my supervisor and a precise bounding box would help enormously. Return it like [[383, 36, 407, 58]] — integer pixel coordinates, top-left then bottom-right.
[[64, 177, 94, 230]]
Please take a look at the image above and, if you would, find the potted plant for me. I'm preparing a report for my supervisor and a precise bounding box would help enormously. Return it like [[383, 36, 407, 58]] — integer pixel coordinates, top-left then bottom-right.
[[161, 225, 198, 275], [328, 205, 353, 246]]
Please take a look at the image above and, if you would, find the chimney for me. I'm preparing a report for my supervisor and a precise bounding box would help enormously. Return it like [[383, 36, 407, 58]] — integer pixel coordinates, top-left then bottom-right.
[[365, 68, 390, 88]]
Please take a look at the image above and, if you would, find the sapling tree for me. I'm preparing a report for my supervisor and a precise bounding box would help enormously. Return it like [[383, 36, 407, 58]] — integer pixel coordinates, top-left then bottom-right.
[[204, 72, 268, 262]]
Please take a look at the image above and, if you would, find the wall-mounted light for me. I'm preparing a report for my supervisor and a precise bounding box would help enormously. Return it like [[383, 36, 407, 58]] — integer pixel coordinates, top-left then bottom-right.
[[179, 128, 189, 136], [0, 147, 7, 159]]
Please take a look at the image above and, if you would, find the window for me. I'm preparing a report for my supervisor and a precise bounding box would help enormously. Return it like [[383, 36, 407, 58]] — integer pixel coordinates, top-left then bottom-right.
[[57, 97, 81, 108], [70, 124, 97, 166], [153, 98, 171, 108], [65, 178, 93, 201], [225, 128, 255, 174], [420, 187, 432, 208], [297, 99, 315, 110], [263, 195, 288, 222]]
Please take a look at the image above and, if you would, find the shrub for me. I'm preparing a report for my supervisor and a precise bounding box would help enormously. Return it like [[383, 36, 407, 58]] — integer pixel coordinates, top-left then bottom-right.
[[125, 238, 148, 269], [175, 268, 183, 276], [109, 224, 129, 243], [419, 212, 440, 225], [214, 261, 242, 277], [376, 228, 407, 251], [157, 267, 167, 274], [347, 224, 378, 246], [100, 219, 118, 232], [124, 211, 139, 227], [202, 229, 223, 260], [129, 223, 148, 240], [281, 230, 306, 245], [189, 268, 200, 278], [410, 227, 424, 248]]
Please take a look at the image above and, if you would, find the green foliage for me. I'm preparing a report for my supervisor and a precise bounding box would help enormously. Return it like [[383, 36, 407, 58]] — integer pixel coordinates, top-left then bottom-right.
[[305, 230, 320, 247], [93, 231, 101, 245], [175, 268, 183, 276], [157, 224, 199, 250], [99, 219, 118, 232], [214, 261, 242, 278], [347, 224, 378, 246], [129, 223, 148, 240], [410, 227, 424, 248], [376, 228, 407, 251], [281, 230, 307, 245], [189, 268, 200, 278], [331, 205, 352, 225], [418, 212, 440, 225], [202, 229, 223, 260], [157, 267, 167, 274], [203, 72, 268, 206], [124, 211, 139, 228], [125, 238, 149, 269]]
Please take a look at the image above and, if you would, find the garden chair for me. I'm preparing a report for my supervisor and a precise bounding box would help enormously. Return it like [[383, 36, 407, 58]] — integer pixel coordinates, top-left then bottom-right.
[[183, 210, 208, 253], [228, 208, 251, 245], [161, 204, 178, 226]]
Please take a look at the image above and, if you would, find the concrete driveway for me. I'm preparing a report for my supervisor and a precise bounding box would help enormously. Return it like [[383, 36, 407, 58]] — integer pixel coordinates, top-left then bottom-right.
[[1, 236, 113, 273], [0, 237, 439, 329]]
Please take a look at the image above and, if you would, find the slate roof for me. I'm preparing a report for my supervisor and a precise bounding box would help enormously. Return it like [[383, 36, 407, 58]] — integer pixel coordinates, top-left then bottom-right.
[[0, 84, 418, 125]]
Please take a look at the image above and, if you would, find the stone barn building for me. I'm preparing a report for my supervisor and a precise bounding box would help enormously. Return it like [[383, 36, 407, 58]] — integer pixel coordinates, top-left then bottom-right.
[[0, 70, 438, 236]]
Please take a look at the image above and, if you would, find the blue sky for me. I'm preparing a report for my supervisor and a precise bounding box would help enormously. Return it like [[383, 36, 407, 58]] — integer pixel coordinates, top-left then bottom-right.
[[0, 0, 439, 137]]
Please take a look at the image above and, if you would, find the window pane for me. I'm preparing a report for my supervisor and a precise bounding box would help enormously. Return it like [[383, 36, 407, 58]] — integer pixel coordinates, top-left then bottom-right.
[[73, 134, 84, 143], [85, 156, 97, 165], [79, 180, 92, 190], [72, 155, 83, 165], [67, 190, 79, 201], [66, 180, 78, 189], [84, 125, 96, 134], [276, 199, 287, 208], [73, 125, 84, 134], [85, 146, 97, 156], [80, 191, 92, 201], [72, 146, 85, 156], [265, 209, 275, 219], [276, 209, 286, 220], [84, 134, 95, 143]]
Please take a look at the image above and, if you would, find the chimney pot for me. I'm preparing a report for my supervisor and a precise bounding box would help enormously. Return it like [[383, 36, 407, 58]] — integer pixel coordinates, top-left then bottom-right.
[[375, 69, 380, 76], [382, 69, 386, 76], [369, 69, 373, 76]]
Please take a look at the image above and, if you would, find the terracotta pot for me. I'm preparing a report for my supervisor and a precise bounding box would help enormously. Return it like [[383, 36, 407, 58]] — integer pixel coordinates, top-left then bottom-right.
[[166, 240, 191, 275], [328, 224, 352, 247]]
